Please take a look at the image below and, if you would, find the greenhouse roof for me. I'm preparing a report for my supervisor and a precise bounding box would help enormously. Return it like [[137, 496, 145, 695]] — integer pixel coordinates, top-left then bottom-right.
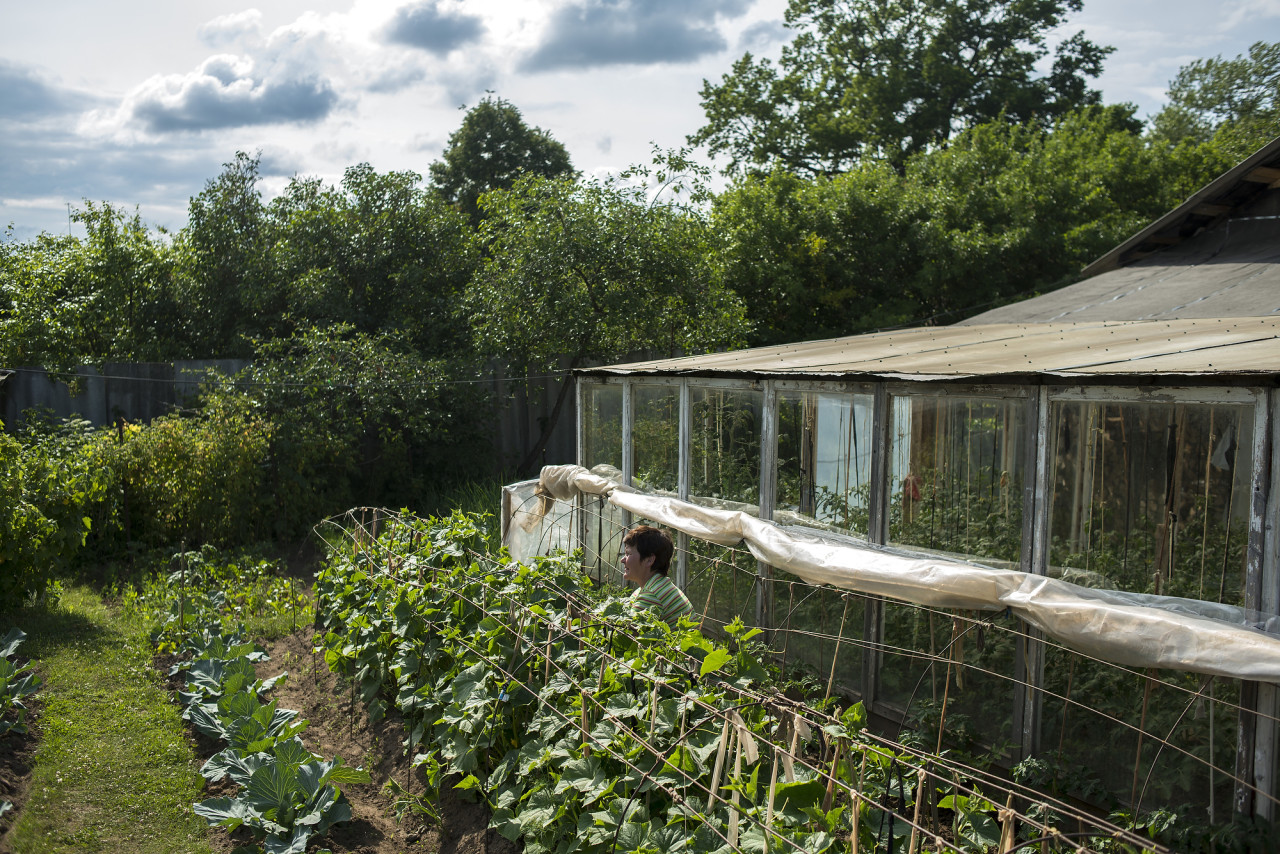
[[579, 317, 1280, 383]]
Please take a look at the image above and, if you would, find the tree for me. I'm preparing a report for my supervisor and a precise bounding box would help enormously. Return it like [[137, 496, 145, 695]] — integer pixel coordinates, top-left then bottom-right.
[[429, 97, 574, 221], [238, 325, 490, 530], [466, 174, 749, 473], [713, 105, 1197, 345], [0, 203, 178, 372], [1151, 41, 1280, 162], [269, 163, 477, 357], [173, 152, 277, 357], [691, 0, 1112, 175]]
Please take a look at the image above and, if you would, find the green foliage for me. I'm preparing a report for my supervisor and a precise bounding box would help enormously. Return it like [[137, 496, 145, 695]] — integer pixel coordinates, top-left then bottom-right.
[[173, 152, 274, 358], [267, 162, 479, 357], [129, 544, 365, 854], [316, 510, 1142, 854], [713, 105, 1203, 344], [692, 0, 1112, 175], [1151, 41, 1280, 152], [0, 417, 103, 609], [0, 629, 41, 737], [470, 173, 748, 372], [0, 204, 179, 371], [92, 390, 276, 548], [194, 752, 366, 854], [239, 324, 492, 524], [430, 96, 575, 222]]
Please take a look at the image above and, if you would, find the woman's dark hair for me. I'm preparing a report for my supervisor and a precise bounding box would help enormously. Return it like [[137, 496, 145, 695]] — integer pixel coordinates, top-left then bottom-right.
[[623, 525, 674, 576]]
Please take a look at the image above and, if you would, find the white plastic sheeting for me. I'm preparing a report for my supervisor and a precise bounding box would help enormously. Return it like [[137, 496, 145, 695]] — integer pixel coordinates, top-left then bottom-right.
[[511, 464, 1280, 683]]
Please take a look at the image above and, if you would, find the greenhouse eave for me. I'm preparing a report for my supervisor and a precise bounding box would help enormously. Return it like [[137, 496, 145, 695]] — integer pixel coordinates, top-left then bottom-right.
[[576, 317, 1280, 385]]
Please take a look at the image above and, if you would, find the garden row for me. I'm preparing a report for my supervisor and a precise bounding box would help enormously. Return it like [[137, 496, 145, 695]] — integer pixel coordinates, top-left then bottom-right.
[[149, 548, 368, 854], [0, 629, 39, 818], [310, 508, 1175, 854]]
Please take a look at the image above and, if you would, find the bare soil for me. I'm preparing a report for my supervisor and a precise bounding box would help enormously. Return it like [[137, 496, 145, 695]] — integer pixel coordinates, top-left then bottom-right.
[[0, 697, 39, 850]]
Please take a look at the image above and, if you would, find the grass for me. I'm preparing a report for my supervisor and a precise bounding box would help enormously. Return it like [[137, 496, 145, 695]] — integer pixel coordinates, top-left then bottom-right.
[[4, 584, 213, 854]]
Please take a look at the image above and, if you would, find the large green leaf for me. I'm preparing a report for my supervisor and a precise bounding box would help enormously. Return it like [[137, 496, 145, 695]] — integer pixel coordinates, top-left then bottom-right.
[[0, 629, 26, 659], [699, 648, 733, 677], [246, 759, 301, 815], [193, 796, 252, 830]]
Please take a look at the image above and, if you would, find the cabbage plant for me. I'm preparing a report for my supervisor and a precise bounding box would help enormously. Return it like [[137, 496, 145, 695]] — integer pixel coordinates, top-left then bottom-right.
[[188, 689, 307, 754], [194, 753, 370, 854], [0, 628, 40, 737]]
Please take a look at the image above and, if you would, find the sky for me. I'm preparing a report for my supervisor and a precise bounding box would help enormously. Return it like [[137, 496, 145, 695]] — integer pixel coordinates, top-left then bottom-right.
[[3, 0, 1280, 242]]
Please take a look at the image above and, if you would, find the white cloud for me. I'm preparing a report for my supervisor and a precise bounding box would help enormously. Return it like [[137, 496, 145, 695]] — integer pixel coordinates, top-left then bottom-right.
[[198, 9, 265, 47], [381, 0, 486, 54], [737, 18, 788, 52], [1220, 0, 1280, 32], [89, 54, 341, 134]]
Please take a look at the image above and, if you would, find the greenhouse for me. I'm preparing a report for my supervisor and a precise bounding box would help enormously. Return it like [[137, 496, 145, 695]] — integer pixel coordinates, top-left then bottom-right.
[[503, 140, 1280, 824]]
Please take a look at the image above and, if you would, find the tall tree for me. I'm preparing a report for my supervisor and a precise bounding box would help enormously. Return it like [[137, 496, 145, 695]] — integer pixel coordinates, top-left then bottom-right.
[[269, 164, 477, 357], [429, 97, 574, 222], [0, 204, 178, 371], [1151, 41, 1280, 162], [713, 105, 1192, 345], [691, 0, 1112, 175], [173, 152, 276, 357], [466, 174, 749, 473]]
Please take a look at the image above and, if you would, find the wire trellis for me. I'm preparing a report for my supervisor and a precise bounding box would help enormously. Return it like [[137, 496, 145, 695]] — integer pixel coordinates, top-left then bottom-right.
[[498, 491, 1278, 823], [314, 504, 1277, 854]]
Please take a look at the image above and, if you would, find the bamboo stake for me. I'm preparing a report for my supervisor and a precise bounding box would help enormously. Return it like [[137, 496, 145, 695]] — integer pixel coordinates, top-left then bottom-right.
[[824, 595, 851, 705], [581, 691, 591, 757], [823, 739, 845, 813], [648, 680, 659, 741], [1130, 670, 1156, 812], [728, 728, 744, 848], [851, 753, 868, 854], [764, 748, 781, 854], [998, 794, 1016, 854], [707, 717, 733, 815], [908, 768, 925, 854]]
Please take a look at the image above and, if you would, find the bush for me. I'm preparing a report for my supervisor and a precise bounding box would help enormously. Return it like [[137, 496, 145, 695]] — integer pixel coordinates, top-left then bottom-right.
[[0, 418, 103, 610], [91, 390, 275, 550]]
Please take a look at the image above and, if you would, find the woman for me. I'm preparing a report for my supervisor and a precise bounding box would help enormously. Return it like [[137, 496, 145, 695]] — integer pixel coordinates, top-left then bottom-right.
[[620, 524, 694, 625]]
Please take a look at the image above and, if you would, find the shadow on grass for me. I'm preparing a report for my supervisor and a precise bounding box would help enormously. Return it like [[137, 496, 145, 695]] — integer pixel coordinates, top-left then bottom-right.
[[1, 597, 114, 661]]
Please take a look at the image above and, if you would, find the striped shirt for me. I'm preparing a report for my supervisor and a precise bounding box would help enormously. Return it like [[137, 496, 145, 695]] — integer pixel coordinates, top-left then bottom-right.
[[634, 573, 695, 625]]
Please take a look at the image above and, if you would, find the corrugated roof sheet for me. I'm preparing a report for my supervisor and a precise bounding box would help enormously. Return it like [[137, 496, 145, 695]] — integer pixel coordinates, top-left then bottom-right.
[[580, 317, 1280, 382]]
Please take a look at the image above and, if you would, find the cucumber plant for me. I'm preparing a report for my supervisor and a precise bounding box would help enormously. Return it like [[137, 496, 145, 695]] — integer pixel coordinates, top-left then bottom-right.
[[314, 509, 1186, 854]]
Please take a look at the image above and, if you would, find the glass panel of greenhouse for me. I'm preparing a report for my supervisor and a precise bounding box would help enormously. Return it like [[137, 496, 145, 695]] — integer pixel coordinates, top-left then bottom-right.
[[1041, 397, 1254, 809], [689, 386, 762, 508], [632, 383, 680, 494], [877, 392, 1027, 750], [887, 392, 1027, 564], [581, 383, 624, 581], [1047, 400, 1252, 604], [776, 389, 875, 537], [582, 383, 623, 473]]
